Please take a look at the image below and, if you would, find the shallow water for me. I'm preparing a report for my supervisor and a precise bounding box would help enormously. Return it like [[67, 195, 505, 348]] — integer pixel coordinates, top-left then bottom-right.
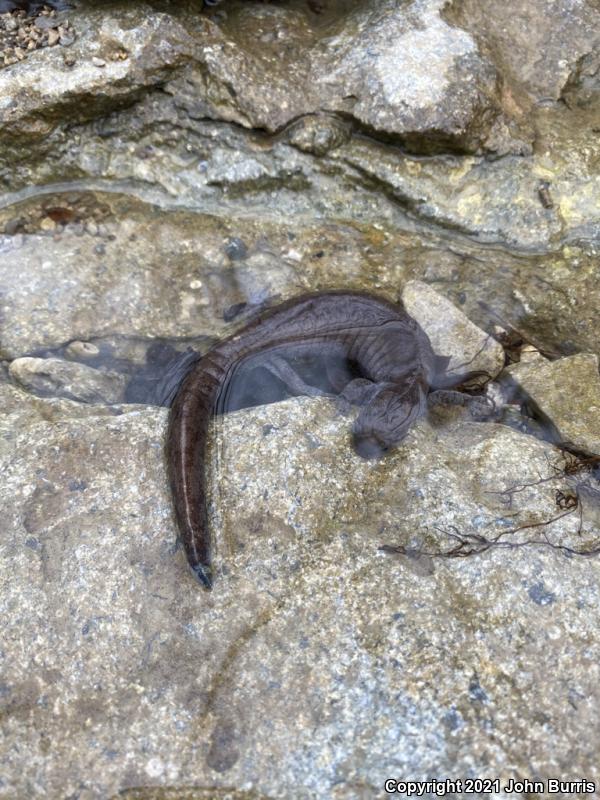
[[1, 172, 599, 557]]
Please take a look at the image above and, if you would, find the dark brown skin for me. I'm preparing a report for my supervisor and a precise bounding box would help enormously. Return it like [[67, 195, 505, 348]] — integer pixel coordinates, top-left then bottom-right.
[[167, 290, 448, 589]]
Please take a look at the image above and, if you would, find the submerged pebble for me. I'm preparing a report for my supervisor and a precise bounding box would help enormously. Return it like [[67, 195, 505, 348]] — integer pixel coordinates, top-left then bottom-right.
[[65, 340, 100, 360], [224, 237, 248, 261], [9, 356, 128, 404]]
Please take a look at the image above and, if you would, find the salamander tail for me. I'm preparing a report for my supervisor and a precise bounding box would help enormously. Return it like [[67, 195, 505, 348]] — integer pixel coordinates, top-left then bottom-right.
[[191, 562, 213, 590]]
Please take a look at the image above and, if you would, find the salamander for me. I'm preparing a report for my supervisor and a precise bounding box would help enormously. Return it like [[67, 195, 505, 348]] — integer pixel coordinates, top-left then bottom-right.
[[166, 290, 486, 589]]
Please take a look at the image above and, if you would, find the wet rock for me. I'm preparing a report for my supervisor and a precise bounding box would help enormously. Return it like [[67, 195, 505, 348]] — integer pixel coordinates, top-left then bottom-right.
[[562, 50, 600, 109], [518, 343, 544, 365], [213, 396, 599, 564], [0, 0, 523, 158], [0, 0, 599, 794], [2, 184, 599, 372], [0, 190, 414, 359], [0, 193, 244, 358], [0, 385, 126, 448], [2, 386, 600, 796], [507, 352, 600, 455], [0, 0, 597, 258], [445, 0, 600, 105], [9, 356, 127, 403], [224, 236, 248, 261], [0, 191, 113, 236], [172, 0, 521, 155], [0, 6, 196, 147], [402, 280, 505, 383], [0, 72, 597, 254], [333, 136, 569, 250]]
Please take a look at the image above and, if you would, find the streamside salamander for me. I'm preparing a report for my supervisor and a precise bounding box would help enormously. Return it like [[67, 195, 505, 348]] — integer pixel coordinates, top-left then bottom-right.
[[166, 290, 475, 589]]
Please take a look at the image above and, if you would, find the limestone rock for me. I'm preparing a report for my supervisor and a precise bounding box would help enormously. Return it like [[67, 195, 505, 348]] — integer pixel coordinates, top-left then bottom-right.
[[173, 0, 517, 155], [507, 352, 600, 455], [446, 0, 600, 105], [9, 355, 127, 403], [0, 6, 196, 145], [402, 279, 505, 383], [0, 0, 600, 793], [2, 385, 600, 796]]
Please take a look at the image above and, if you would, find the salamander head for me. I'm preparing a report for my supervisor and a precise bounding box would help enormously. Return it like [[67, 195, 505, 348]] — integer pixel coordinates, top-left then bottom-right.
[[352, 431, 389, 459], [352, 382, 428, 459]]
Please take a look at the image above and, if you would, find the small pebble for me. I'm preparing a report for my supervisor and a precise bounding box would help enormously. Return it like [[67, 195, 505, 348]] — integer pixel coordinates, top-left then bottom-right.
[[225, 237, 248, 261], [34, 16, 59, 30], [65, 341, 100, 359], [92, 56, 106, 68], [39, 216, 56, 232], [1, 6, 75, 67], [58, 28, 74, 46]]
